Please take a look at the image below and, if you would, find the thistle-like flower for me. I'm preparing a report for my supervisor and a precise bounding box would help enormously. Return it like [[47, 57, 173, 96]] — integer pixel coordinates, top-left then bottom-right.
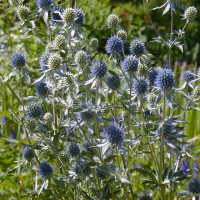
[[117, 29, 128, 40], [130, 39, 145, 57], [184, 6, 198, 21], [155, 68, 174, 90], [36, 0, 53, 9], [27, 102, 43, 119], [188, 179, 200, 194], [74, 50, 87, 66], [10, 52, 26, 68], [54, 34, 66, 49], [106, 35, 124, 54], [25, 118, 37, 131], [182, 70, 194, 82], [67, 142, 80, 157], [59, 151, 69, 163], [132, 77, 148, 95], [74, 8, 84, 25], [106, 75, 120, 90], [17, 5, 30, 21], [148, 67, 160, 86], [22, 146, 34, 161], [48, 53, 62, 69], [103, 124, 124, 145], [122, 55, 138, 73], [35, 81, 48, 96], [92, 60, 107, 78], [107, 14, 119, 28], [62, 8, 75, 24], [39, 162, 53, 178]]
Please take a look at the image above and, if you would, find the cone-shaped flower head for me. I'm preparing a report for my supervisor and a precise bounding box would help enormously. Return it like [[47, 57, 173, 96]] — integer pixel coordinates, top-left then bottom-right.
[[132, 77, 148, 95], [67, 142, 80, 157], [122, 55, 138, 73], [106, 35, 123, 54], [48, 53, 62, 69], [107, 14, 119, 28], [106, 75, 120, 90], [148, 67, 160, 86], [27, 102, 42, 119], [39, 162, 53, 178], [35, 81, 48, 96], [62, 8, 75, 24], [74, 50, 87, 66], [104, 124, 123, 145], [92, 60, 107, 78], [10, 52, 26, 68], [184, 6, 197, 21], [155, 68, 174, 90], [117, 29, 127, 40], [130, 39, 145, 57], [188, 179, 200, 194], [22, 146, 34, 161], [17, 5, 30, 21], [182, 70, 194, 82]]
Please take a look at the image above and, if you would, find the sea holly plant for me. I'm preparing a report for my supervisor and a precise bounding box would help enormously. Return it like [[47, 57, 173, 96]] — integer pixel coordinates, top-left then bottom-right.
[[0, 0, 200, 199]]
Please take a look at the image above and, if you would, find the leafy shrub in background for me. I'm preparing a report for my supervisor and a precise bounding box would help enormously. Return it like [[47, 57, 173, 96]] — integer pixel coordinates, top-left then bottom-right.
[[0, 0, 200, 199]]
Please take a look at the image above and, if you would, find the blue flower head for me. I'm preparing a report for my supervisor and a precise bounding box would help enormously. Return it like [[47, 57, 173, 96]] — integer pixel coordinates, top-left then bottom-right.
[[11, 52, 26, 68], [155, 68, 174, 90], [74, 8, 84, 25], [67, 142, 80, 157], [36, 0, 53, 9], [27, 102, 43, 119], [132, 77, 148, 95], [39, 162, 53, 178], [106, 35, 124, 54], [122, 55, 138, 73], [129, 39, 145, 57], [92, 60, 107, 78], [106, 74, 120, 90], [182, 70, 194, 82], [188, 179, 200, 194], [104, 124, 123, 145], [148, 67, 160, 86], [22, 146, 34, 161], [35, 81, 48, 96]]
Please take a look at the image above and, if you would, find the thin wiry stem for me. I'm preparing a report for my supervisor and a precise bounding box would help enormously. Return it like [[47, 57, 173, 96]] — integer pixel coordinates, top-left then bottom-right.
[[160, 92, 166, 200], [143, 0, 161, 37]]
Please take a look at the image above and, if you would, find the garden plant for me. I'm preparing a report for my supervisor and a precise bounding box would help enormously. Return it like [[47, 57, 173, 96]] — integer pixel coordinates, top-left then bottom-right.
[[0, 0, 200, 199]]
